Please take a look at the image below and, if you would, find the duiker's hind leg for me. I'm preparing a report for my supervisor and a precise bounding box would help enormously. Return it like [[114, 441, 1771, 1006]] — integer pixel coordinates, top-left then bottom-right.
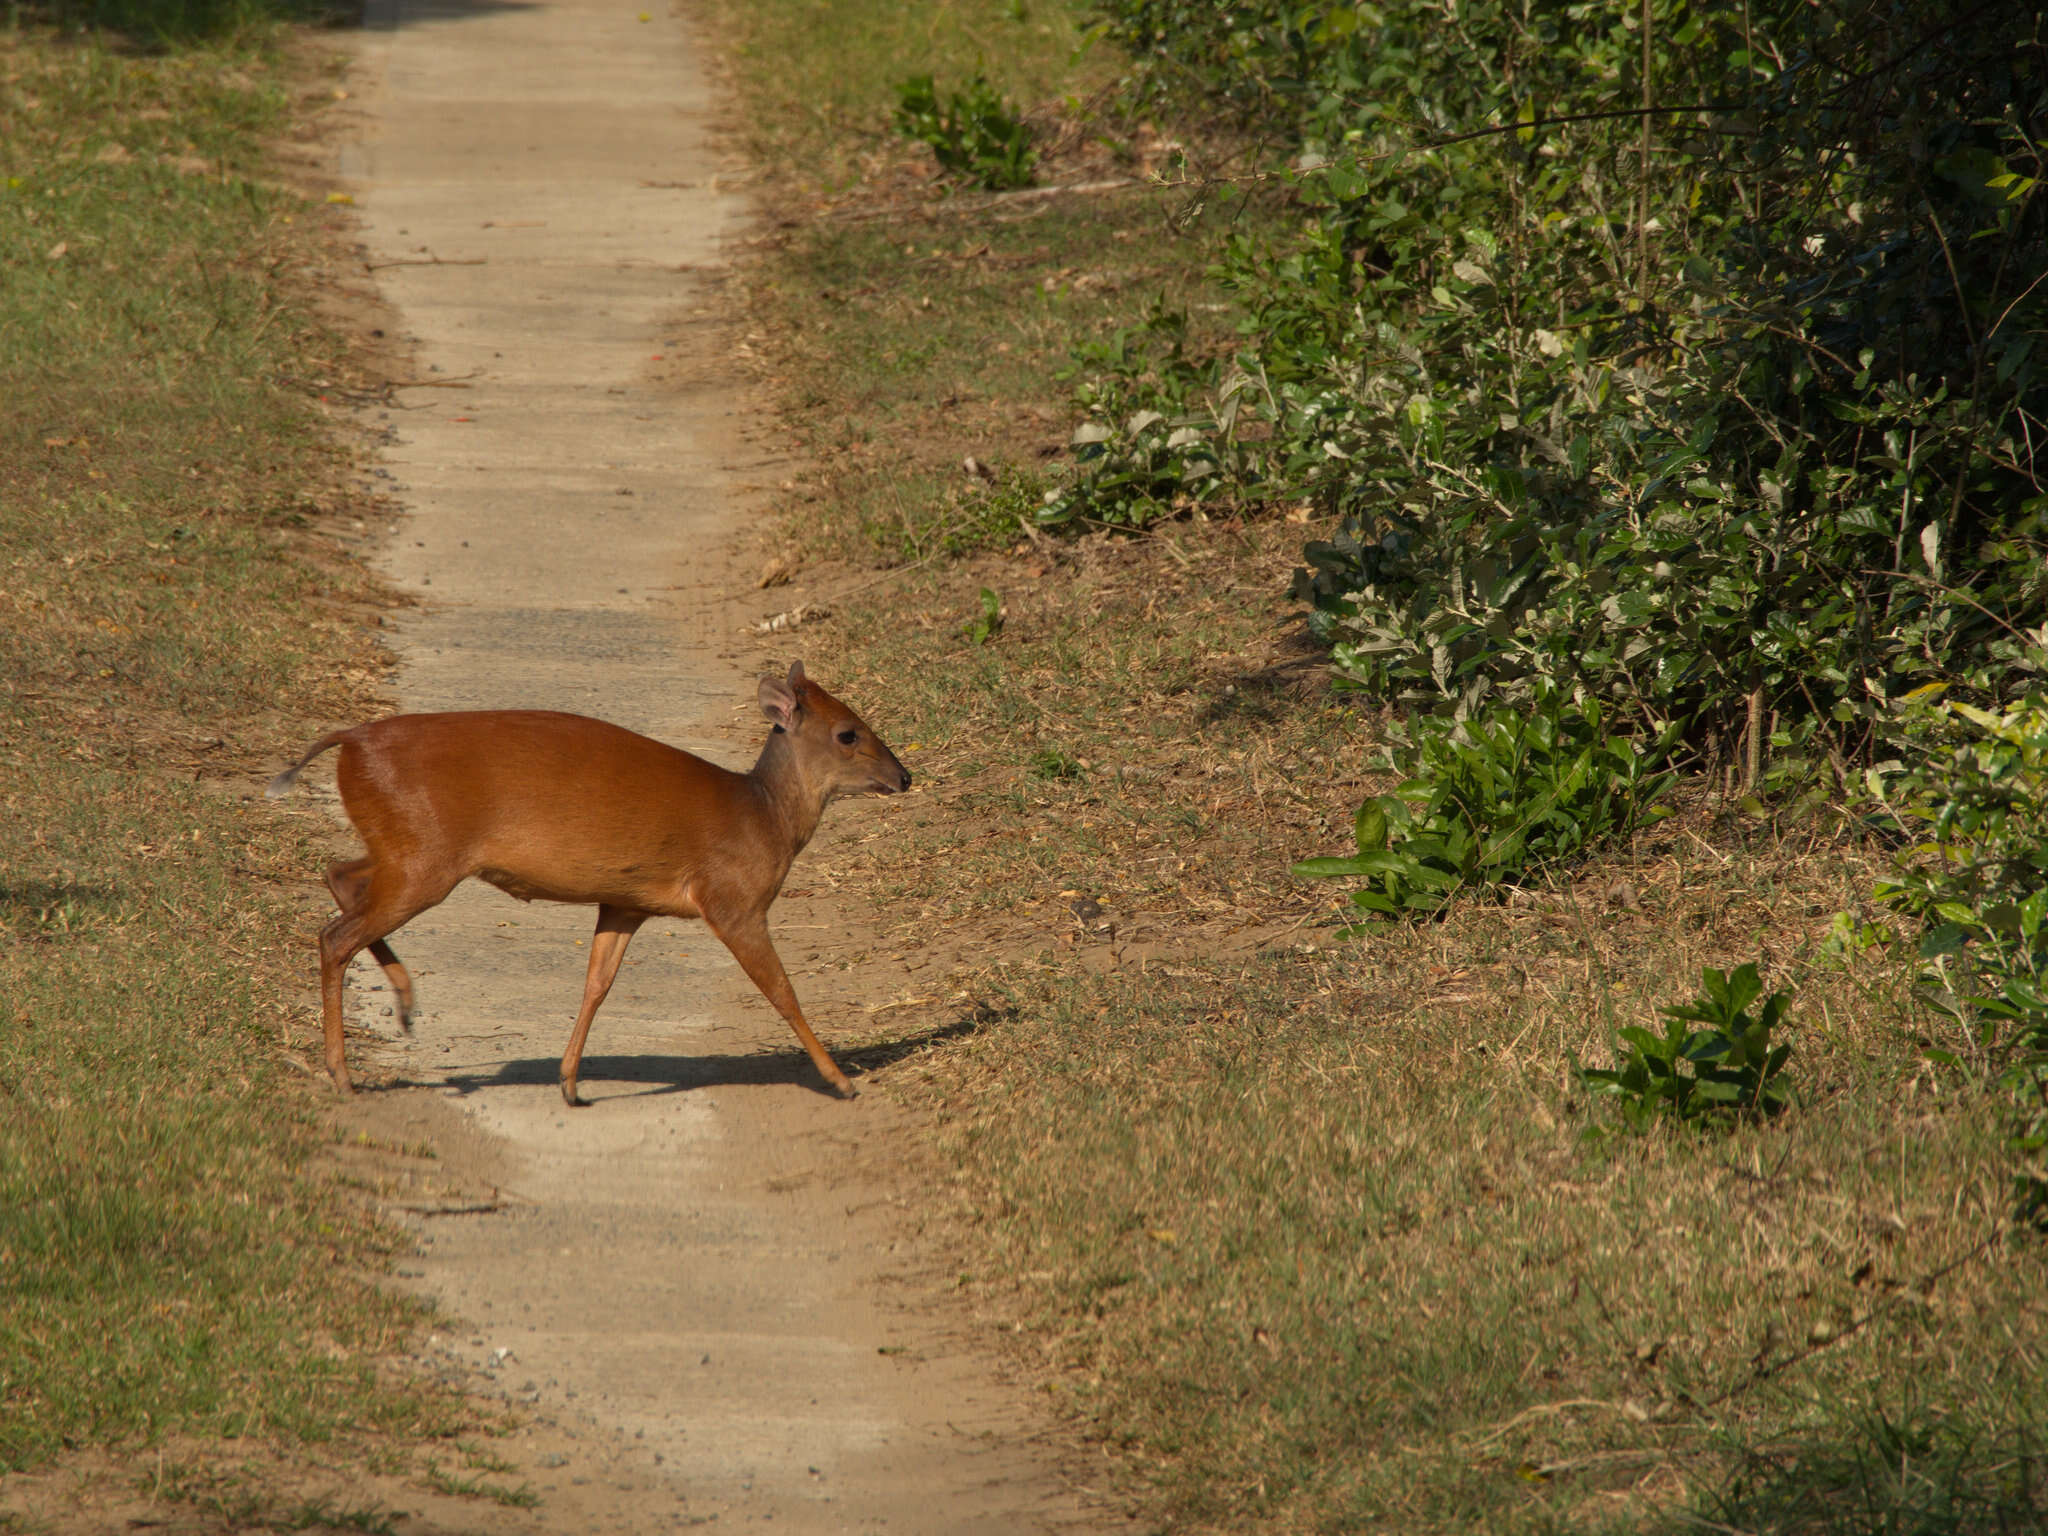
[[326, 857, 417, 1032], [318, 860, 456, 1093]]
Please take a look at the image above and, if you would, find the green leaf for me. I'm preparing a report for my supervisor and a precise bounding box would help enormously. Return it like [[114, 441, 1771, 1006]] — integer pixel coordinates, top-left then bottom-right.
[[1292, 855, 1381, 879], [1354, 799, 1389, 853]]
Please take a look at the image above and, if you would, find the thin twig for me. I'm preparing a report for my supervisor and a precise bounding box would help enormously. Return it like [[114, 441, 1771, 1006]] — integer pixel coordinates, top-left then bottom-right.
[[1638, 0, 1655, 303], [1699, 1227, 2003, 1408], [1985, 264, 2048, 346], [1464, 1398, 1645, 1452], [1147, 103, 1745, 194], [824, 547, 948, 602], [831, 178, 1142, 222], [393, 1197, 516, 1216], [1924, 208, 1979, 352]]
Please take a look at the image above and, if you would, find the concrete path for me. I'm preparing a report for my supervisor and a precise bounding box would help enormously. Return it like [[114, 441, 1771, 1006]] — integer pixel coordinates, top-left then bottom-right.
[[326, 1, 1114, 1529]]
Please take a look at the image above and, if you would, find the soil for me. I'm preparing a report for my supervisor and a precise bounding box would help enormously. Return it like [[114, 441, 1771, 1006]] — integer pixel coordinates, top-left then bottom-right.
[[6, 0, 1127, 1530]]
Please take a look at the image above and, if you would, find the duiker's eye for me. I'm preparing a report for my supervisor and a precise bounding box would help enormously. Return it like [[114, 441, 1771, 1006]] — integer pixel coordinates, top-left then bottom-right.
[[836, 728, 859, 745]]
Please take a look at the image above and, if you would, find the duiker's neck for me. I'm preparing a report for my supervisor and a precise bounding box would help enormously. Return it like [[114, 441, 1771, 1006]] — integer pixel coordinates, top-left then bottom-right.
[[749, 727, 828, 855]]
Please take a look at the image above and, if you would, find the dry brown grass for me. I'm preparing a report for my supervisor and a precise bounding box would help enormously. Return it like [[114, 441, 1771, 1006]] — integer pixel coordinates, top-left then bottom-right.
[[0, 22, 493, 1528], [700, 1, 2048, 1529], [805, 531, 2048, 1533]]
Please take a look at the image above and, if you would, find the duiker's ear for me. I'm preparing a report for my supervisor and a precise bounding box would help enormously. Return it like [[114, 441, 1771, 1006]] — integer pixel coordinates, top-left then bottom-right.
[[787, 659, 808, 695], [759, 670, 801, 731]]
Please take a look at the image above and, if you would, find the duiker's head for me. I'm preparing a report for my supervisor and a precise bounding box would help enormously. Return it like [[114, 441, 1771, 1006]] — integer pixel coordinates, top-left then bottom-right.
[[759, 660, 911, 799]]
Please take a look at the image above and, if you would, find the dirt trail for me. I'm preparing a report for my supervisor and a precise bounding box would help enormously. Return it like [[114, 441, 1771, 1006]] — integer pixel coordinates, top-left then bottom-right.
[[318, 0, 1117, 1529]]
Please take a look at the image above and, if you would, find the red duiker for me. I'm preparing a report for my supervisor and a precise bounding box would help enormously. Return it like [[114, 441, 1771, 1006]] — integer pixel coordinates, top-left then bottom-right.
[[268, 661, 908, 1103]]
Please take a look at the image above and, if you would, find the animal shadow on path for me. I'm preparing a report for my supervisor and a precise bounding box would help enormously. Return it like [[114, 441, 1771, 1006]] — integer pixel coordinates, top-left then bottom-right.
[[378, 1014, 992, 1100]]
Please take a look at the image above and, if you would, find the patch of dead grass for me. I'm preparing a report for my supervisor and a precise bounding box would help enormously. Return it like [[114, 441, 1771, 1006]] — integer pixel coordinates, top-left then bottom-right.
[[0, 20, 516, 1529], [706, 1, 2048, 1529]]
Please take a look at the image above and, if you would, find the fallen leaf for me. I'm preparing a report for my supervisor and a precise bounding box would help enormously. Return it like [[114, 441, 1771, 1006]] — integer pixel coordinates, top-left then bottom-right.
[[326, 191, 354, 205], [748, 603, 829, 635], [44, 240, 67, 261]]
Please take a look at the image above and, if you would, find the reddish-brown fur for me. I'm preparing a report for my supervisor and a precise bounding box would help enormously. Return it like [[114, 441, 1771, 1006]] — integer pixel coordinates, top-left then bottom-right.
[[268, 662, 909, 1103]]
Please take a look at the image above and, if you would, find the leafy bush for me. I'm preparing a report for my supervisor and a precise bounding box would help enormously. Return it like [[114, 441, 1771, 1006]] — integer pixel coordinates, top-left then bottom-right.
[[1875, 684, 2048, 1217], [1878, 689, 2048, 964], [1292, 688, 1675, 921], [1577, 964, 1795, 1129], [1034, 303, 1245, 531], [893, 73, 1035, 189], [1039, 403, 1230, 530], [1076, 0, 2048, 790]]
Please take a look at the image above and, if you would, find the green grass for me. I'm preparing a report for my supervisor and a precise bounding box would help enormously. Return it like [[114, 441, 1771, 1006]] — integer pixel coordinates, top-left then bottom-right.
[[0, 760, 440, 1469], [701, 0, 1281, 564], [138, 1459, 404, 1533], [422, 1461, 539, 1508], [702, 0, 1108, 193], [753, 204, 1247, 562], [918, 950, 2047, 1531], [0, 14, 456, 1498], [9, 0, 335, 44]]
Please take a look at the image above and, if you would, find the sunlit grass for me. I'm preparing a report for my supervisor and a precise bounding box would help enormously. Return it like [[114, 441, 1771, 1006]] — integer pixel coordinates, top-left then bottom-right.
[[0, 15, 458, 1498]]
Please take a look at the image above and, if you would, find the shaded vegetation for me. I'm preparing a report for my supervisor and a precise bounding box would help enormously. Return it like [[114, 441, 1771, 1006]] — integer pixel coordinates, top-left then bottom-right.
[[9, 0, 337, 45], [1077, 0, 2048, 793]]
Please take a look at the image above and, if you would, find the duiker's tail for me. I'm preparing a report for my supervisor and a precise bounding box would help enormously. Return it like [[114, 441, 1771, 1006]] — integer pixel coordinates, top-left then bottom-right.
[[265, 728, 354, 800]]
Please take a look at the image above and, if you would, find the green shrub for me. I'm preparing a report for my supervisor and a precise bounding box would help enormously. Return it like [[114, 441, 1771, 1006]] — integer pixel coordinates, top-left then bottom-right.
[[1037, 402, 1230, 530], [1875, 685, 2048, 1218], [1072, 0, 2048, 787], [1292, 687, 1675, 922], [892, 72, 1035, 189], [1577, 964, 1795, 1130], [1034, 303, 1246, 531], [1878, 691, 2048, 967]]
